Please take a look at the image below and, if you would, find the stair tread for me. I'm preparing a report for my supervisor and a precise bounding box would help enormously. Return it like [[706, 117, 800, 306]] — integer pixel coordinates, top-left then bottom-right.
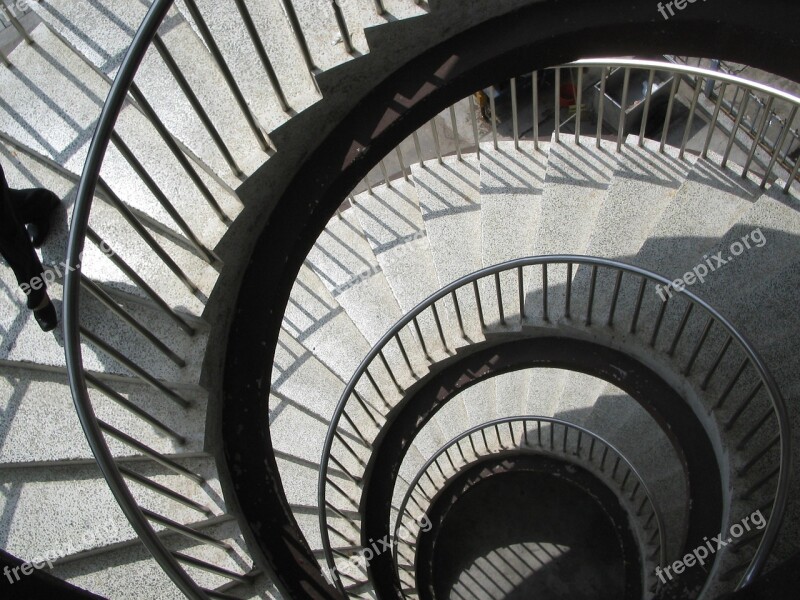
[[480, 141, 550, 264]]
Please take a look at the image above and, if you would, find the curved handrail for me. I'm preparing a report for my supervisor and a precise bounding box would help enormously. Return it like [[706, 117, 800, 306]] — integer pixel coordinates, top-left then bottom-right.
[[57, 1, 799, 591], [61, 1, 219, 598], [318, 255, 790, 595], [392, 416, 667, 599]]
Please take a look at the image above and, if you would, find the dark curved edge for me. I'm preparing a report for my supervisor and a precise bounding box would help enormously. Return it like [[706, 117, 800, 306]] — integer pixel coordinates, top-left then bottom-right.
[[221, 1, 799, 597], [359, 337, 722, 599], [0, 550, 105, 599], [413, 453, 643, 600]]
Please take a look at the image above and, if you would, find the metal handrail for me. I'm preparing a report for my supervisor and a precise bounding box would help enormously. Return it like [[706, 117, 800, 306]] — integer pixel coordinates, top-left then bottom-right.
[[391, 416, 666, 597], [318, 256, 790, 595], [62, 2, 210, 598], [50, 1, 798, 593], [362, 57, 800, 194], [392, 416, 667, 599]]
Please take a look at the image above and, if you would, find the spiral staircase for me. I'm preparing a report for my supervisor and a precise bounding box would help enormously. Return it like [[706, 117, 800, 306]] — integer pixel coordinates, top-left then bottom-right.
[[1, 1, 799, 599]]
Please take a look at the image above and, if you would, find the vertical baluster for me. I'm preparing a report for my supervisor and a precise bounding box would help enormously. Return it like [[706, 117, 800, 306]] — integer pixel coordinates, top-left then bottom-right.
[[660, 76, 682, 153], [542, 263, 549, 322], [616, 68, 631, 152], [586, 265, 598, 326], [473, 281, 486, 329], [532, 71, 540, 151], [742, 98, 775, 177], [703, 82, 728, 158], [518, 266, 526, 320], [722, 92, 752, 168], [639, 69, 656, 146], [331, 0, 354, 55], [451, 291, 465, 338], [234, 0, 290, 112], [574, 67, 583, 144], [449, 105, 462, 161], [596, 67, 608, 148], [495, 273, 505, 326], [431, 119, 443, 164], [679, 77, 704, 160], [395, 146, 409, 181], [668, 303, 694, 356], [413, 130, 425, 169], [511, 77, 520, 149], [554, 68, 561, 143], [629, 277, 646, 334], [607, 270, 623, 326], [564, 262, 573, 319], [761, 106, 797, 188], [489, 87, 499, 149], [468, 95, 482, 158], [183, 0, 272, 151]]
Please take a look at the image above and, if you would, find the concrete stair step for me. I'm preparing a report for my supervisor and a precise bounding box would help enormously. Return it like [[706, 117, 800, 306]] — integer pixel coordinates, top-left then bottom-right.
[[535, 136, 619, 256], [306, 207, 425, 386], [695, 182, 800, 312], [494, 369, 530, 417], [31, 2, 266, 182], [354, 0, 428, 29], [525, 367, 567, 418], [173, 0, 318, 129], [457, 377, 497, 432], [413, 155, 488, 338], [552, 371, 608, 428], [0, 457, 228, 564], [352, 178, 456, 360], [49, 517, 255, 599], [0, 261, 209, 387], [282, 263, 372, 381], [525, 136, 619, 323], [0, 364, 207, 464], [480, 140, 550, 332], [635, 155, 762, 280], [583, 137, 694, 262], [0, 70, 224, 320], [28, 0, 148, 75], [479, 141, 549, 264]]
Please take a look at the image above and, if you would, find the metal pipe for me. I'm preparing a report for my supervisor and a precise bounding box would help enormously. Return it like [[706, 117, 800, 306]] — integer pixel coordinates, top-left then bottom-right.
[[742, 97, 775, 177], [679, 77, 704, 160], [639, 69, 656, 146], [616, 68, 631, 152]]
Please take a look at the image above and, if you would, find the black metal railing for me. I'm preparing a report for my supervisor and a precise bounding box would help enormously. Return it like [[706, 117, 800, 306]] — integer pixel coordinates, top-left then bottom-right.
[[392, 416, 666, 599], [40, 0, 797, 595], [318, 256, 790, 595]]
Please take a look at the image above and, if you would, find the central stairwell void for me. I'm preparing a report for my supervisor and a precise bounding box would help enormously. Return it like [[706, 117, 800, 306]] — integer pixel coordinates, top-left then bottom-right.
[[1, 1, 799, 599]]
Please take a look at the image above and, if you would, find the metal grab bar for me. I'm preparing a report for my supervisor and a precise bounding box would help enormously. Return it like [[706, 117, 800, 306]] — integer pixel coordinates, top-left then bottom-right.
[[318, 256, 790, 595], [392, 416, 667, 599]]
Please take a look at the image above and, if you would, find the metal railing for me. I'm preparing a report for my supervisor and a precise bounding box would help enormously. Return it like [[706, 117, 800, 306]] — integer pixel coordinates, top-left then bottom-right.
[[318, 256, 790, 595], [392, 416, 666, 599], [55, 0, 382, 598], [357, 58, 800, 195], [667, 56, 800, 177], [38, 0, 795, 595]]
